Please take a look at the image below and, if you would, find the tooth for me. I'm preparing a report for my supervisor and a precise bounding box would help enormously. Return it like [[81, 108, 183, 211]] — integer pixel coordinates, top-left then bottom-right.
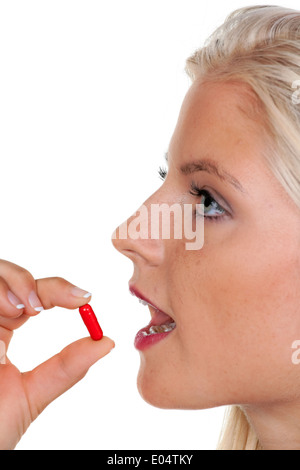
[[148, 323, 176, 335], [161, 325, 172, 332], [149, 326, 161, 334], [141, 322, 176, 337], [161, 323, 175, 332]]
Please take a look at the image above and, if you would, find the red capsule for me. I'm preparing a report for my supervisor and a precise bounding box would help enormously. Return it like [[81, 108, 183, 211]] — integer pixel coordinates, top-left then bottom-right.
[[79, 304, 103, 341]]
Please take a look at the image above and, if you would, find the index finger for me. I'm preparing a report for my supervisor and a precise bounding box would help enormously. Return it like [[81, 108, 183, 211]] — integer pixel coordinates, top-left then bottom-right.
[[35, 277, 92, 310]]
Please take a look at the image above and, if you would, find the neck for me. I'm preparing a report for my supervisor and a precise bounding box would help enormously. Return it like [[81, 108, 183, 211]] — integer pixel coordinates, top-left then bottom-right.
[[242, 402, 300, 450]]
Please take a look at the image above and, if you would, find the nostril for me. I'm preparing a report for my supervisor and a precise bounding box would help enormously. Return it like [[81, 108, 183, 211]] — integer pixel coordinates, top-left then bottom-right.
[[122, 249, 145, 263]]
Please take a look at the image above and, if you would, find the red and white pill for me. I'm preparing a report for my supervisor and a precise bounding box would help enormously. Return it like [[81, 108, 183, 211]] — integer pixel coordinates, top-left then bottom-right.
[[79, 304, 103, 341]]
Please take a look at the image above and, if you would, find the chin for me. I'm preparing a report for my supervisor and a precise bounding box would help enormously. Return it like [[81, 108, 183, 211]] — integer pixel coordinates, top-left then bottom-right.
[[136, 359, 179, 409], [137, 372, 175, 409], [136, 364, 201, 410], [136, 359, 229, 411]]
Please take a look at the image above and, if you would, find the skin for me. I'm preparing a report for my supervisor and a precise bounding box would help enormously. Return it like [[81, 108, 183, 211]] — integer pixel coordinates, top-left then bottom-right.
[[113, 79, 300, 449], [0, 260, 115, 449]]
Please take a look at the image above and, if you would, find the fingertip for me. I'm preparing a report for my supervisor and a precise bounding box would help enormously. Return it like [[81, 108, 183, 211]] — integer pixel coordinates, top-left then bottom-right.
[[5, 290, 26, 317], [75, 335, 116, 367], [98, 336, 115, 353], [28, 290, 44, 315], [86, 335, 115, 355], [7, 291, 25, 310], [70, 286, 92, 301], [106, 337, 115, 351]]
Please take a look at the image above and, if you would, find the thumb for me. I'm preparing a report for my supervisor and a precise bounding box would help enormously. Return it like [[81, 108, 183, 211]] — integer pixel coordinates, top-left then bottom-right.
[[23, 336, 115, 420]]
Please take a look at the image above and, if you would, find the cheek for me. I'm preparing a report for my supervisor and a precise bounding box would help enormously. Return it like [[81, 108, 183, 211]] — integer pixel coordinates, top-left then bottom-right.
[[177, 224, 300, 328], [169, 231, 300, 404]]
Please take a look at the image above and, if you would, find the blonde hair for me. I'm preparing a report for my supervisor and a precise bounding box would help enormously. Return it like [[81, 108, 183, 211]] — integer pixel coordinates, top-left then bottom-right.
[[184, 5, 300, 450], [217, 406, 262, 450]]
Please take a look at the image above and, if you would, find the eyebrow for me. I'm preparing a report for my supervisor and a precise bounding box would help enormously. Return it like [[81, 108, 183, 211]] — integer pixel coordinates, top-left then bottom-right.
[[164, 152, 246, 194]]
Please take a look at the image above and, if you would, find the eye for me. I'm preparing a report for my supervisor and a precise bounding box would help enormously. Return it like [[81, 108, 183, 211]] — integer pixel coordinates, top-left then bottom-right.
[[189, 182, 227, 222]]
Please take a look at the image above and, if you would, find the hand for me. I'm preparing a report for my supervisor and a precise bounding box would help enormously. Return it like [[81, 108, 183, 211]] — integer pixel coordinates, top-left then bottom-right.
[[0, 259, 115, 450]]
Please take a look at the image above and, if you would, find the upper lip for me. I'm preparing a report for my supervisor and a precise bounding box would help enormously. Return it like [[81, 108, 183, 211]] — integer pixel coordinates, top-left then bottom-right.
[[129, 284, 166, 314]]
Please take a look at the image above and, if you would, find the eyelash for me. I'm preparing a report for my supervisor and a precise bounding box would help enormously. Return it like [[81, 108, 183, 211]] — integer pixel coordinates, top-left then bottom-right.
[[158, 165, 168, 181], [189, 182, 226, 222], [157, 166, 227, 222]]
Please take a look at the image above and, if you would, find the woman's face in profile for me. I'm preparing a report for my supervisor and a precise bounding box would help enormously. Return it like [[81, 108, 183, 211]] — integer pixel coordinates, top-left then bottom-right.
[[113, 79, 300, 410]]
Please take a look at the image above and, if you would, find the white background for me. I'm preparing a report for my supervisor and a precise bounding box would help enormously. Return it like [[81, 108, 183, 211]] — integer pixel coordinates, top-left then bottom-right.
[[0, 0, 298, 451]]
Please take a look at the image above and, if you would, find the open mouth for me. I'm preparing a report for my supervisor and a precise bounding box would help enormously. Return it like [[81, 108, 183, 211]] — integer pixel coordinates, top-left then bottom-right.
[[129, 286, 176, 349], [140, 305, 176, 336]]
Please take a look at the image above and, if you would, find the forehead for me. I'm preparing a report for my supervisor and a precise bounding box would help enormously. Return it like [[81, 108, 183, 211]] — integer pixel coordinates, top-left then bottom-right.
[[189, 78, 262, 113], [178, 79, 263, 137], [169, 79, 269, 170]]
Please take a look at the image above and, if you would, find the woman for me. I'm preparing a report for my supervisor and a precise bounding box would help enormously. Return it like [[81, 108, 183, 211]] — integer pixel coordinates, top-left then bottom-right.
[[112, 5, 300, 450], [1, 4, 300, 450]]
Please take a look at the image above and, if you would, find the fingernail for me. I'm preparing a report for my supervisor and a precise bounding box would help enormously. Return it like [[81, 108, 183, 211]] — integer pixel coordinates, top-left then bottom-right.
[[0, 340, 6, 365], [70, 286, 92, 299], [28, 290, 44, 312], [7, 290, 25, 310]]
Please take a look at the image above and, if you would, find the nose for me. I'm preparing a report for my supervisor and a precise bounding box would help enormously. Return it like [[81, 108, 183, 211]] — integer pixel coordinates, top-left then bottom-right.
[[111, 191, 165, 267]]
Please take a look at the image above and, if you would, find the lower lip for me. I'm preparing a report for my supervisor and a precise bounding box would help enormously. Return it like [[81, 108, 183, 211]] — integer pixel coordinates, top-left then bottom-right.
[[134, 324, 176, 351]]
